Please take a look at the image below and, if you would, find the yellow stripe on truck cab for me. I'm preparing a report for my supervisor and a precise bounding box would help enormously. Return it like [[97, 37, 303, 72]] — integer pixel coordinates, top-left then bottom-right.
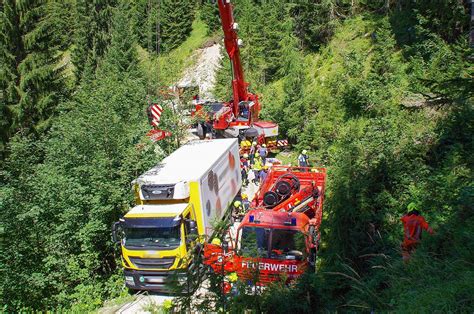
[[189, 181, 205, 241]]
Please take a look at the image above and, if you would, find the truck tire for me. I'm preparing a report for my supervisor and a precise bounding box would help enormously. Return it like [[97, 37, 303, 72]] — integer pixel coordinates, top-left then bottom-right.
[[263, 191, 279, 207]]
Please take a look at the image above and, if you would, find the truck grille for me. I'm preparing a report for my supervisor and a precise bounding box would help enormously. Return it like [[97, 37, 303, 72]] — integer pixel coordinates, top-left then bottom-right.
[[129, 257, 175, 269], [141, 184, 175, 200]]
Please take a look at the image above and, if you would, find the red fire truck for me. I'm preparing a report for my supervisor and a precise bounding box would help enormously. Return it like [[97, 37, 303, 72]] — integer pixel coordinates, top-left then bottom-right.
[[203, 166, 326, 288]]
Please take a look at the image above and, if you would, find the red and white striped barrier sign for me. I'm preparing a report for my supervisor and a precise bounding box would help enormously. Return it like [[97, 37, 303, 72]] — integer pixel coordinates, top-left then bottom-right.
[[146, 128, 172, 142], [150, 103, 163, 127], [277, 139, 289, 147]]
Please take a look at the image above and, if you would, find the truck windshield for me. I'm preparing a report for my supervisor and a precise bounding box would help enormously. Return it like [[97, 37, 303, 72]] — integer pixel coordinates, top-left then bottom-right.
[[124, 226, 181, 249], [241, 227, 270, 258], [270, 229, 306, 260], [240, 227, 306, 260]]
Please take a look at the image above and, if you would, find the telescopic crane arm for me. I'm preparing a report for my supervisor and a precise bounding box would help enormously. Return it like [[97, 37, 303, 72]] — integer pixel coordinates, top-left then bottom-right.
[[217, 0, 251, 118]]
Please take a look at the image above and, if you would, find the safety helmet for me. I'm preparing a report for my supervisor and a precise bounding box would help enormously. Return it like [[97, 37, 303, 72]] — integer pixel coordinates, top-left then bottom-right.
[[262, 144, 266, 147], [263, 165, 269, 170], [211, 238, 222, 246], [302, 150, 307, 154], [255, 152, 260, 157], [407, 202, 418, 212], [243, 153, 249, 158], [228, 272, 238, 282], [252, 141, 257, 146], [234, 200, 242, 207], [241, 193, 248, 199], [163, 299, 174, 310]]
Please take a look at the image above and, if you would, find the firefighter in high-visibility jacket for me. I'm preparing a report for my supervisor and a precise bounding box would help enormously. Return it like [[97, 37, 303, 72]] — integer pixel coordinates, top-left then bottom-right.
[[232, 200, 246, 222], [401, 203, 434, 262], [253, 153, 263, 183]]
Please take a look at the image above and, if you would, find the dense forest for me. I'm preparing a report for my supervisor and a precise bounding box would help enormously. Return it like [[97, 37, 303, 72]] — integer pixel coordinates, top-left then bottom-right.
[[1, 0, 473, 312]]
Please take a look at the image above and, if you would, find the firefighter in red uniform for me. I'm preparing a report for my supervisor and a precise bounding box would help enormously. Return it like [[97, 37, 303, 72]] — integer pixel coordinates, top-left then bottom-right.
[[401, 202, 434, 262]]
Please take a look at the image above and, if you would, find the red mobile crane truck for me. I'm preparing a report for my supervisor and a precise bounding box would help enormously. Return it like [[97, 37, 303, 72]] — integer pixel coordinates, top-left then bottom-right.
[[194, 0, 287, 151], [203, 166, 326, 288]]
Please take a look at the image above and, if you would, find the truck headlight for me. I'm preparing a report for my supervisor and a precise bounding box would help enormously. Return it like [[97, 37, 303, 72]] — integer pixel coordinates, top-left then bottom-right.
[[125, 276, 135, 285], [177, 275, 188, 284]]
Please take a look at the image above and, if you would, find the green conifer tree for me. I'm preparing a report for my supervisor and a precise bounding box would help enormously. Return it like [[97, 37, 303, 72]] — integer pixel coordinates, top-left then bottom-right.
[[291, 0, 336, 51], [0, 0, 68, 144], [200, 0, 220, 35], [0, 1, 22, 154], [145, 0, 195, 54], [72, 0, 117, 81], [16, 0, 68, 133], [279, 20, 307, 141], [102, 2, 140, 77], [130, 0, 149, 48]]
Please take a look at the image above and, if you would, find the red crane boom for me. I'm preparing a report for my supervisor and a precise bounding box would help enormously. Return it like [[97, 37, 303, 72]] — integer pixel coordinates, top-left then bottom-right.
[[217, 0, 249, 116]]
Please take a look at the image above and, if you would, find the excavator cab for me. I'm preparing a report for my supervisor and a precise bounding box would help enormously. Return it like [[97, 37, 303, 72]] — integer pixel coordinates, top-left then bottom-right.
[[237, 101, 251, 121]]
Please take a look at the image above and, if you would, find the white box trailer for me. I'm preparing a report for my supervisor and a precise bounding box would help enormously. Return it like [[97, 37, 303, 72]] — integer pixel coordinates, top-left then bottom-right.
[[133, 138, 241, 237]]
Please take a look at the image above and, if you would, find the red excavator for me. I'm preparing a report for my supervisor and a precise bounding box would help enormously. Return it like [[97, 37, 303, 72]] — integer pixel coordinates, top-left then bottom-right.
[[203, 166, 326, 290], [193, 0, 288, 151]]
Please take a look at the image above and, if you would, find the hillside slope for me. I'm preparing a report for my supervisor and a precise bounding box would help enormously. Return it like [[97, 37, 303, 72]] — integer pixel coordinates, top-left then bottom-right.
[[210, 10, 473, 312]]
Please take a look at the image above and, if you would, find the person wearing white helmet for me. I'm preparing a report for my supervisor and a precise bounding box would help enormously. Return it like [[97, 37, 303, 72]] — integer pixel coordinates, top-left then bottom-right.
[[298, 149, 310, 168], [258, 143, 268, 165]]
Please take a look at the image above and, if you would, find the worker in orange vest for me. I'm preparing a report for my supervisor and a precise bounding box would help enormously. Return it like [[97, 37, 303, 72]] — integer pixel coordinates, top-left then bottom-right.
[[401, 202, 434, 262]]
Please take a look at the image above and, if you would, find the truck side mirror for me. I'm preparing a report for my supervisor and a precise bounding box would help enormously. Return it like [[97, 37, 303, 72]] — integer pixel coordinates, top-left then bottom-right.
[[112, 221, 122, 245], [188, 220, 198, 234], [186, 219, 198, 242]]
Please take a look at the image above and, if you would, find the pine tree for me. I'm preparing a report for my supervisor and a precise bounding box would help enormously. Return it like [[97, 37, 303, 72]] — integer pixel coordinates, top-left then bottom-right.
[[72, 0, 117, 81], [234, 0, 267, 85], [144, 0, 195, 54], [161, 0, 194, 52], [16, 0, 68, 133], [101, 2, 140, 77], [200, 0, 220, 35], [249, 0, 288, 82], [279, 20, 307, 141], [291, 0, 336, 51], [130, 0, 149, 48], [0, 0, 68, 146], [0, 1, 22, 154]]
